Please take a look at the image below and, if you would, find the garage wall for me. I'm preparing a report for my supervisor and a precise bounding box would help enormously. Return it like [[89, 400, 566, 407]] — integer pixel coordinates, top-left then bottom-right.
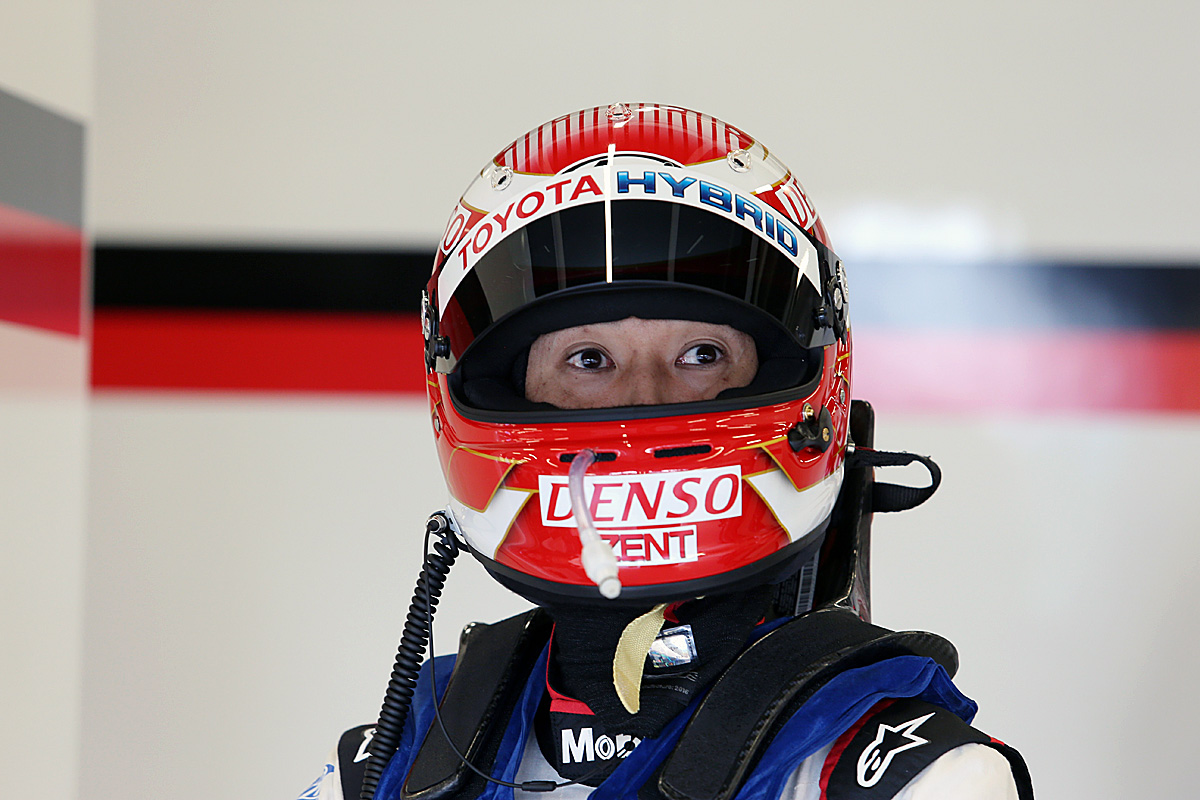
[[0, 3, 92, 799], [80, 4, 1200, 800], [91, 2, 1199, 258]]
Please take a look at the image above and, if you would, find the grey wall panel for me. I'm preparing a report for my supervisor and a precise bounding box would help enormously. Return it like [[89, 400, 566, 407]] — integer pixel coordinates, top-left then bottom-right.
[[0, 87, 84, 229]]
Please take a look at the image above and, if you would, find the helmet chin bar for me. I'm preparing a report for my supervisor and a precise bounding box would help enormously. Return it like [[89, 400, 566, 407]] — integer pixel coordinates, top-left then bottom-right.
[[468, 527, 831, 610]]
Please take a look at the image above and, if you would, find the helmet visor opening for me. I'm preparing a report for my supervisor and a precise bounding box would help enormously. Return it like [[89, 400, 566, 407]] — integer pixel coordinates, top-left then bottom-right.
[[439, 200, 835, 363]]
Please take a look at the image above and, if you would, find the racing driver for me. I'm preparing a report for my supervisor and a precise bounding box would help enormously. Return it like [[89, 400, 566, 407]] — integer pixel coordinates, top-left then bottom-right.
[[300, 103, 1032, 800]]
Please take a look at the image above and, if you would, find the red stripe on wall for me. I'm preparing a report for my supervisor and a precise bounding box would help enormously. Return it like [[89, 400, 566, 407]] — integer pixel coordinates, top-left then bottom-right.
[[91, 309, 426, 394], [853, 328, 1200, 413], [92, 311, 1200, 411], [0, 202, 85, 336]]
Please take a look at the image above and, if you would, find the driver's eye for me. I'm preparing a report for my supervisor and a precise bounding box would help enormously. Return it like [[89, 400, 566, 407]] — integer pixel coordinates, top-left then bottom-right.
[[567, 348, 611, 370], [677, 343, 723, 366]]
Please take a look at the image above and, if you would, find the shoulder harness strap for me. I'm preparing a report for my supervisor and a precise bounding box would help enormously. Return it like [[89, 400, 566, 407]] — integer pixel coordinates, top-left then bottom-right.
[[653, 607, 958, 800], [337, 724, 377, 800], [401, 608, 552, 800], [821, 697, 1034, 800]]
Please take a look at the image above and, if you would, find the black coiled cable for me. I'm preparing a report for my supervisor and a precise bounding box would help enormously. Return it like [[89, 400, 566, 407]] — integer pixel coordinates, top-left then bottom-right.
[[359, 512, 460, 800]]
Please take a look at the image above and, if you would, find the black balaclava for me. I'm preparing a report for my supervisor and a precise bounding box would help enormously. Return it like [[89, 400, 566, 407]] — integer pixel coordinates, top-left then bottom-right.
[[534, 586, 773, 783]]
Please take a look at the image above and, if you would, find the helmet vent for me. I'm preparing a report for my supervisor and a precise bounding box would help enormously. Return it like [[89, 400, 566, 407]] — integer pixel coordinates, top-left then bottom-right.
[[560, 451, 618, 463], [653, 444, 712, 459]]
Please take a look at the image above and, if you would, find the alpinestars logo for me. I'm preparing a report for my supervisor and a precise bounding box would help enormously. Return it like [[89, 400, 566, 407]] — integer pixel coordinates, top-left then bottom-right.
[[855, 711, 936, 788], [354, 727, 375, 763]]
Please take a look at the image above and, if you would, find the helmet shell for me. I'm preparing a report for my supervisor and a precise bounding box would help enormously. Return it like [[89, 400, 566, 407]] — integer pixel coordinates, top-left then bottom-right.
[[424, 104, 851, 603]]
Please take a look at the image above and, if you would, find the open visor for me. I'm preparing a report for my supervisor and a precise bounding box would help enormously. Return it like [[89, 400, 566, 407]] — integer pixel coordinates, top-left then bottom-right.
[[435, 199, 842, 366]]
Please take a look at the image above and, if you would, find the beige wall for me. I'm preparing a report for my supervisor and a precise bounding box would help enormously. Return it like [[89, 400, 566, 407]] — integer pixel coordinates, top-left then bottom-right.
[[0, 2, 1189, 799], [0, 3, 92, 800], [85, 4, 1200, 799], [91, 1, 1200, 259], [0, 1, 93, 119], [83, 396, 1200, 800]]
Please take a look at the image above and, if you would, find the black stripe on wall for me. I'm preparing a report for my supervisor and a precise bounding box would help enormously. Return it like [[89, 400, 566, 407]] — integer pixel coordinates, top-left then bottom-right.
[[93, 243, 1200, 330], [93, 244, 432, 312], [0, 87, 85, 228]]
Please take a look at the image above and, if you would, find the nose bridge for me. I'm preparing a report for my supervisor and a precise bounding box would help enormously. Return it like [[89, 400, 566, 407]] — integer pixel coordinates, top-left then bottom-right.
[[620, 350, 673, 406]]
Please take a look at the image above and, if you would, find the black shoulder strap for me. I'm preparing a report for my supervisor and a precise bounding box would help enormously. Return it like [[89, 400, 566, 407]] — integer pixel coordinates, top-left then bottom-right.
[[401, 609, 552, 800], [654, 608, 958, 800], [823, 697, 1034, 800], [337, 724, 377, 800]]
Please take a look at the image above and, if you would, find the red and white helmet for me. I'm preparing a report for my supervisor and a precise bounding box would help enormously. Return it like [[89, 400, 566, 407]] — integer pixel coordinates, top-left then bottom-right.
[[424, 103, 851, 604]]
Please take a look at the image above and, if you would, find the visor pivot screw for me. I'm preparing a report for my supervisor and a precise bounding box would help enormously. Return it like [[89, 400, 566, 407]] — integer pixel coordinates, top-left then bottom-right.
[[431, 413, 442, 434], [433, 336, 450, 359], [421, 293, 434, 338], [788, 404, 835, 454], [489, 164, 513, 191], [727, 148, 753, 172], [607, 103, 632, 123], [839, 386, 847, 404]]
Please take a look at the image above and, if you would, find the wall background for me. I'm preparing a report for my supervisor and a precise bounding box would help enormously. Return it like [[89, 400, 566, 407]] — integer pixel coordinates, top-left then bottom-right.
[[5, 2, 1199, 798], [0, 4, 91, 800], [91, 2, 1199, 260]]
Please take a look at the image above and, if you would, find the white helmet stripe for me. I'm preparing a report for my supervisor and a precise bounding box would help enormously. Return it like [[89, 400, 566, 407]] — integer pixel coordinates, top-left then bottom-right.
[[745, 466, 844, 542]]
